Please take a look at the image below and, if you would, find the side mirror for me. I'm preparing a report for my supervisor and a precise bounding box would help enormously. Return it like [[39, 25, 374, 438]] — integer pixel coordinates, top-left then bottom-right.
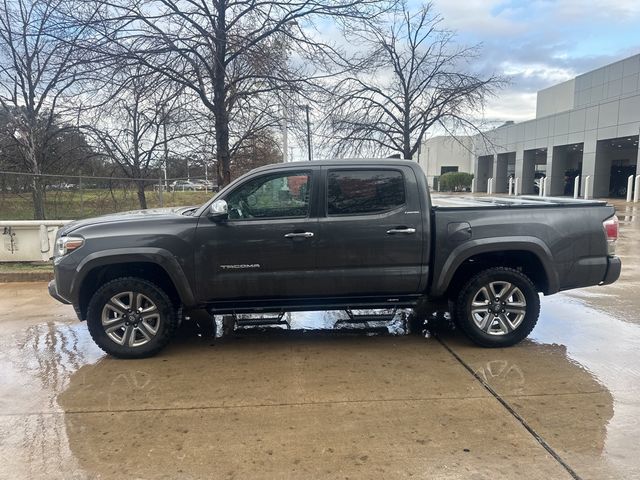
[[208, 199, 228, 221]]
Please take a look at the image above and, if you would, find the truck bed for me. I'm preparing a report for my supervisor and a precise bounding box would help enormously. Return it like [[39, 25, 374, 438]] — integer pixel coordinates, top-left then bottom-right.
[[431, 194, 608, 209], [428, 194, 617, 297]]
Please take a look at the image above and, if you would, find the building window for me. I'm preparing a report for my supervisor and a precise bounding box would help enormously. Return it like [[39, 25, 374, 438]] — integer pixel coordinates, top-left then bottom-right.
[[440, 166, 459, 175]]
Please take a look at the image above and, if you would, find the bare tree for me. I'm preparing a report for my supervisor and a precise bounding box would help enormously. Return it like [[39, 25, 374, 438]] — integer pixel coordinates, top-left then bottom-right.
[[0, 0, 95, 218], [0, 108, 94, 189], [230, 130, 282, 177], [83, 0, 389, 186], [85, 69, 192, 209], [326, 2, 504, 160]]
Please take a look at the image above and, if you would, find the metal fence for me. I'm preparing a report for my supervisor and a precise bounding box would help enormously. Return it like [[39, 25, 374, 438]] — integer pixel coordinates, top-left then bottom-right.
[[0, 171, 219, 220]]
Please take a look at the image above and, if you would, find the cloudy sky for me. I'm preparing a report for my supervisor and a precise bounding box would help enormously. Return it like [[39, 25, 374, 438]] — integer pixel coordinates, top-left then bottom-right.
[[429, 0, 640, 122]]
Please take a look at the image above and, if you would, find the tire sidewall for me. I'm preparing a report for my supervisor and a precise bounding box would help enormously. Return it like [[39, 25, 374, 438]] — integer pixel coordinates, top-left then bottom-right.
[[456, 268, 540, 347], [86, 277, 176, 358]]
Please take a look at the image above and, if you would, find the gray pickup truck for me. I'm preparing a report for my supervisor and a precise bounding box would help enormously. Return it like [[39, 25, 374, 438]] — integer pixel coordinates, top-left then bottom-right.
[[49, 160, 621, 358]]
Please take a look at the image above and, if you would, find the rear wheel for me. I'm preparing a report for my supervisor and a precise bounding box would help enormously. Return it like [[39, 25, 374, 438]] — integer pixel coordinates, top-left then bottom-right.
[[454, 267, 540, 347], [86, 277, 178, 358]]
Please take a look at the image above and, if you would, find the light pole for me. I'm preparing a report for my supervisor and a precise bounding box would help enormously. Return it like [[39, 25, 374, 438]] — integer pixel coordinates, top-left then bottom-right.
[[162, 105, 169, 188], [305, 105, 312, 162], [282, 102, 288, 163]]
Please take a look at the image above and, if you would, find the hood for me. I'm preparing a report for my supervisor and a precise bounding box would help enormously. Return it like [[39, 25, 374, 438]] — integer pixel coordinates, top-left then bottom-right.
[[60, 206, 197, 236]]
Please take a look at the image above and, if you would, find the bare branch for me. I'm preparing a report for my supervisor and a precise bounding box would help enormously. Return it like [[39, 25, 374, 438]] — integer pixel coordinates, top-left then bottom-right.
[[323, 1, 506, 160]]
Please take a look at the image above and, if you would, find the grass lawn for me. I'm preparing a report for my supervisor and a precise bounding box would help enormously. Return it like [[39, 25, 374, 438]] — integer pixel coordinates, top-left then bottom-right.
[[0, 189, 214, 220], [0, 262, 53, 272]]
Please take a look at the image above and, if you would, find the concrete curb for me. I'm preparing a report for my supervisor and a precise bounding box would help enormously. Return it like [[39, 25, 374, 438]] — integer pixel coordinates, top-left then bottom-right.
[[0, 271, 54, 283]]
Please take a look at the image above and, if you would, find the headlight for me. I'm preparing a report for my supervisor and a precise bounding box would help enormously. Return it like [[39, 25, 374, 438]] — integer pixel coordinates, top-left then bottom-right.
[[55, 236, 84, 256]]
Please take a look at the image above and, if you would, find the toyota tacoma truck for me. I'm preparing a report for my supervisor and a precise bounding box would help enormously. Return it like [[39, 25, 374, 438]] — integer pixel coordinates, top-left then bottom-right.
[[48, 160, 621, 358]]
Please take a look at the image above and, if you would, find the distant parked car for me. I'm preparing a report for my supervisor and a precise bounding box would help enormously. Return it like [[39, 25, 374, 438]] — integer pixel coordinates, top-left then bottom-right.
[[193, 179, 216, 191], [170, 180, 202, 191], [47, 183, 77, 191]]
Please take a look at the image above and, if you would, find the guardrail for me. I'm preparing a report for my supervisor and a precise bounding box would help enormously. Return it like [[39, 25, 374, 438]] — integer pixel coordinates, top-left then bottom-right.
[[0, 220, 72, 262]]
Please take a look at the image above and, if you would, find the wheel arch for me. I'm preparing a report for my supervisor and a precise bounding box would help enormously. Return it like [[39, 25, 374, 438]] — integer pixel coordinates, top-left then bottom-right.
[[433, 239, 558, 299], [73, 249, 195, 320]]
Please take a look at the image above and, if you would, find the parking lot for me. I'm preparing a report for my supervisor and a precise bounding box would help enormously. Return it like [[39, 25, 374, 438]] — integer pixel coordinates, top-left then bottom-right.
[[0, 199, 639, 480]]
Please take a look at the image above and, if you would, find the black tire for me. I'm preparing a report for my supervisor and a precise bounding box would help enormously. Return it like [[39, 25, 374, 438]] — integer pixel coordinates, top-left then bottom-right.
[[86, 277, 178, 358], [447, 299, 459, 327], [454, 267, 540, 348]]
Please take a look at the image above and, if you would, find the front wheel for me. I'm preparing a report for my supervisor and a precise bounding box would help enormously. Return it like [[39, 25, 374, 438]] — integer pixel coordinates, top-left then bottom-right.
[[454, 267, 540, 347], [86, 277, 178, 358]]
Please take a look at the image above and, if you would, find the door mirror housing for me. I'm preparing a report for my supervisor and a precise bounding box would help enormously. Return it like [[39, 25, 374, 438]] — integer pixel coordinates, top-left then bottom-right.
[[208, 199, 228, 221]]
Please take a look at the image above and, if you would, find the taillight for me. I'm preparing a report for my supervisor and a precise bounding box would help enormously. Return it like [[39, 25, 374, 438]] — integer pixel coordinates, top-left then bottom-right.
[[603, 215, 618, 255]]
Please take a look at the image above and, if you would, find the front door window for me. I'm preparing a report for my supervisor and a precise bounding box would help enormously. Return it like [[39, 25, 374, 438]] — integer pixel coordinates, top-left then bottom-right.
[[226, 172, 311, 220]]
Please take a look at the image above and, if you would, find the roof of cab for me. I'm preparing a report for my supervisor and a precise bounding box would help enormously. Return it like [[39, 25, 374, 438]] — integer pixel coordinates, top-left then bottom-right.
[[250, 159, 417, 173]]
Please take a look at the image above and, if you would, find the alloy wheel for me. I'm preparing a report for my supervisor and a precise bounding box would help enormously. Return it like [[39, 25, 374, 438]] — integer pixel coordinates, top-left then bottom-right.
[[101, 291, 161, 347], [470, 281, 527, 335]]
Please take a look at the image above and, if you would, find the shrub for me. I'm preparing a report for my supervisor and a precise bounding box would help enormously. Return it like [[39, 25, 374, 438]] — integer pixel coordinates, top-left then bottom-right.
[[438, 172, 474, 192]]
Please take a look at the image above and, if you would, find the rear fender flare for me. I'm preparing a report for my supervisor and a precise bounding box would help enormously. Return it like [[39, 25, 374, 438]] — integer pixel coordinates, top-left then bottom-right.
[[432, 237, 558, 297]]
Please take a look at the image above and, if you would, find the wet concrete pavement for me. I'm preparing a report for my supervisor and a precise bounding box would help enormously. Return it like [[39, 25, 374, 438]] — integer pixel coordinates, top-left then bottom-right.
[[1, 200, 639, 479]]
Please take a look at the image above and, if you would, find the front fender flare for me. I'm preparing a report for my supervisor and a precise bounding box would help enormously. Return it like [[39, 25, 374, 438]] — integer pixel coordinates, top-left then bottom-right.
[[71, 247, 196, 307]]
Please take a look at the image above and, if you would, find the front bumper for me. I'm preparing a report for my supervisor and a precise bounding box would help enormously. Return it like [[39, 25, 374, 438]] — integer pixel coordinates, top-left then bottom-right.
[[601, 256, 621, 286], [48, 279, 71, 305]]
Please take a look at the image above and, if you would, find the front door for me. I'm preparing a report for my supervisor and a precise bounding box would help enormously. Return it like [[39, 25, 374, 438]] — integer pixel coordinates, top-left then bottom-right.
[[195, 169, 318, 301]]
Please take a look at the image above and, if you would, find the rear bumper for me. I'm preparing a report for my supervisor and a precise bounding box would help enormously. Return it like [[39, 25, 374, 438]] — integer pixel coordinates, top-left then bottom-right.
[[48, 279, 71, 305], [601, 256, 621, 286]]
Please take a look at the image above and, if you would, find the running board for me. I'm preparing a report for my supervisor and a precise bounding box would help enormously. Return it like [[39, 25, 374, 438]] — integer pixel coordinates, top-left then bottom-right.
[[206, 295, 421, 315]]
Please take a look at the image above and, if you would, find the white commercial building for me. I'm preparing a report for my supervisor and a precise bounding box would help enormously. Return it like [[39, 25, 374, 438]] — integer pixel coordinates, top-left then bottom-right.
[[418, 53, 640, 198], [415, 136, 475, 188]]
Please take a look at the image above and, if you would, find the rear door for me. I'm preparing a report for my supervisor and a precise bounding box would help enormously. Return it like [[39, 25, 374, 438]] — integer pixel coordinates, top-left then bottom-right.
[[315, 166, 424, 296]]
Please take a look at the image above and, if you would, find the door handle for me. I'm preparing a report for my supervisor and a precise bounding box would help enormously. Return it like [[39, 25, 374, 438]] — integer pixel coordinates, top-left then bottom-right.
[[386, 227, 416, 235], [284, 232, 314, 238]]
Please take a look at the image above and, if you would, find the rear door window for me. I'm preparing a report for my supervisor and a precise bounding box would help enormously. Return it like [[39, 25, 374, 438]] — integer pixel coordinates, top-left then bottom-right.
[[327, 170, 405, 216]]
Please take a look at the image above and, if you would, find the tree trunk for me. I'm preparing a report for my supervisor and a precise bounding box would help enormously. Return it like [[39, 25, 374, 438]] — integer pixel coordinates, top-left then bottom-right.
[[23, 131, 46, 219], [215, 105, 231, 187], [403, 101, 412, 160], [136, 180, 148, 209], [31, 176, 46, 220], [214, 0, 231, 187]]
